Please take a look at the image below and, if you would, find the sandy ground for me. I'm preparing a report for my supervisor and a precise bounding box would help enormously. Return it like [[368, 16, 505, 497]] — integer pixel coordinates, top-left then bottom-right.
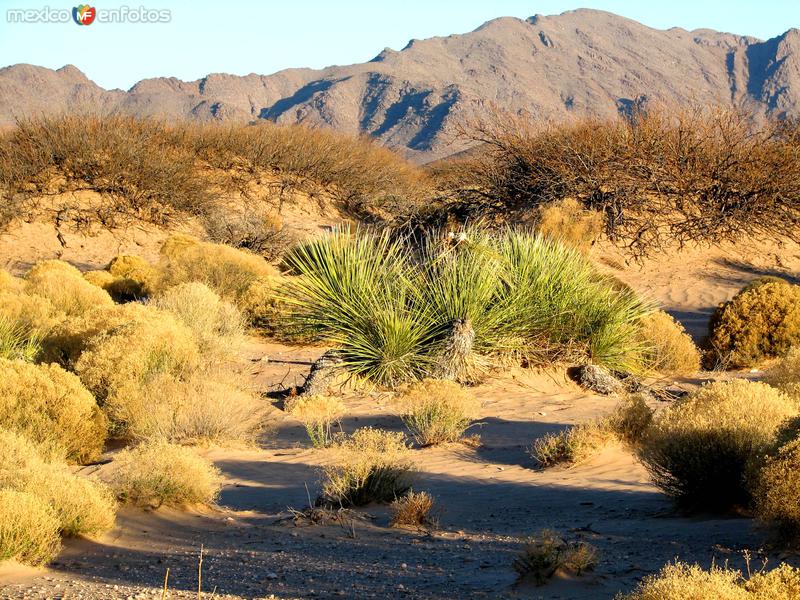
[[2, 231, 800, 598]]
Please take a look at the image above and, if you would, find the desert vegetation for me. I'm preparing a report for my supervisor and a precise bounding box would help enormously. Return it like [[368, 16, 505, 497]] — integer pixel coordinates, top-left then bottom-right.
[[513, 528, 599, 585], [285, 394, 345, 448], [396, 379, 480, 446]]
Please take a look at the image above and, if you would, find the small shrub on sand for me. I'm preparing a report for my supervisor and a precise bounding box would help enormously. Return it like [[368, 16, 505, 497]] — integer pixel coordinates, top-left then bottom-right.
[[638, 379, 798, 511], [397, 379, 480, 446], [320, 428, 413, 507], [617, 561, 800, 600], [286, 395, 345, 447], [390, 490, 437, 528], [156, 234, 278, 302], [607, 394, 654, 447], [707, 280, 800, 368], [535, 198, 603, 252], [0, 359, 107, 463], [24, 260, 113, 317], [112, 440, 222, 508], [531, 420, 615, 467], [764, 346, 800, 400], [0, 489, 61, 566], [752, 438, 800, 536], [105, 371, 265, 444], [151, 282, 244, 355], [637, 310, 700, 376], [513, 529, 598, 585]]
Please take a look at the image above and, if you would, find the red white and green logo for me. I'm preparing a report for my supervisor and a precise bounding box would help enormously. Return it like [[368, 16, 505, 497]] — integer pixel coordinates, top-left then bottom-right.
[[72, 4, 96, 25]]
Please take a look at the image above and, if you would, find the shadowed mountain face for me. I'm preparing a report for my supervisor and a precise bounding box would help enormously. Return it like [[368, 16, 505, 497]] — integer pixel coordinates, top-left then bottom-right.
[[1, 9, 799, 161]]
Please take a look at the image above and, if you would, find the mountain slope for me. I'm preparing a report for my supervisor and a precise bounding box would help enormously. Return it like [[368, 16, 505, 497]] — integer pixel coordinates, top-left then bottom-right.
[[1, 9, 799, 161]]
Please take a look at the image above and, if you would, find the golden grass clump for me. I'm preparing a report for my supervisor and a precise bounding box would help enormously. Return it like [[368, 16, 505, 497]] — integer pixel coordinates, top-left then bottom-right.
[[320, 427, 413, 507], [150, 282, 244, 355], [389, 490, 436, 528], [84, 255, 156, 302], [752, 438, 800, 536], [111, 440, 222, 508], [764, 346, 800, 400], [0, 358, 107, 463], [638, 379, 798, 511], [617, 561, 800, 600], [513, 529, 598, 585], [707, 280, 800, 368], [105, 371, 265, 444], [0, 290, 58, 335], [0, 268, 23, 292], [637, 310, 700, 376], [286, 394, 345, 447], [396, 379, 481, 446], [535, 198, 603, 252], [156, 234, 278, 302], [24, 260, 113, 317], [531, 420, 616, 467], [607, 394, 654, 447], [0, 489, 62, 567]]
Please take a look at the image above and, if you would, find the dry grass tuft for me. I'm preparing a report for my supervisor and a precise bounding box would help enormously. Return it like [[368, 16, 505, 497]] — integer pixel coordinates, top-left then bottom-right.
[[111, 440, 222, 508], [396, 379, 481, 446], [24, 260, 113, 317], [535, 198, 603, 252], [513, 529, 598, 585], [638, 379, 798, 511], [0, 358, 107, 463], [531, 420, 616, 467], [320, 427, 413, 507], [638, 310, 701, 376], [0, 489, 61, 566], [285, 395, 345, 448], [764, 346, 800, 400], [607, 394, 654, 447], [389, 490, 437, 529]]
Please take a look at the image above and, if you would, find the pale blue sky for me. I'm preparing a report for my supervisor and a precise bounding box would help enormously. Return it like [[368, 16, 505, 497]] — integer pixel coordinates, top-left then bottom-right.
[[0, 0, 798, 90]]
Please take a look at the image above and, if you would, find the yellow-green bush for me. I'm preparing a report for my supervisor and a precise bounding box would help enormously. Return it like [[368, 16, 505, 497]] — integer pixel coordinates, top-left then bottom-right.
[[107, 254, 157, 296], [156, 234, 278, 302], [707, 280, 800, 368], [0, 431, 116, 538], [396, 379, 480, 446], [111, 440, 222, 508], [638, 310, 700, 376], [638, 379, 798, 511], [617, 561, 800, 600], [752, 438, 800, 535], [320, 427, 413, 506], [286, 394, 345, 447], [0, 359, 107, 463], [0, 489, 61, 566], [0, 290, 59, 335], [150, 282, 243, 355], [24, 260, 113, 317]]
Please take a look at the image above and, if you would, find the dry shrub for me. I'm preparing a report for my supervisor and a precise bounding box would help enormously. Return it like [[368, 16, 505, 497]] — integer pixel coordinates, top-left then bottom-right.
[[0, 358, 107, 463], [0, 289, 59, 335], [150, 282, 244, 355], [0, 431, 116, 538], [531, 420, 615, 467], [24, 260, 113, 317], [111, 440, 222, 508], [707, 281, 800, 368], [0, 269, 23, 292], [320, 427, 413, 507], [0, 489, 61, 566], [105, 371, 265, 444], [752, 438, 800, 536], [637, 310, 700, 376], [240, 275, 300, 337], [764, 346, 800, 400], [389, 490, 436, 528], [204, 207, 293, 261], [0, 316, 40, 361], [83, 269, 116, 289], [617, 561, 800, 600], [156, 234, 278, 302], [638, 379, 798, 511], [535, 198, 603, 252], [86, 254, 159, 302], [607, 394, 654, 447], [513, 529, 598, 585], [397, 379, 480, 446], [285, 394, 345, 447]]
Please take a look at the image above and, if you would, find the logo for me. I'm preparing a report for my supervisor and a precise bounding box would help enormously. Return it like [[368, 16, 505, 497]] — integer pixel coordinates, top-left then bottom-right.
[[72, 4, 95, 25]]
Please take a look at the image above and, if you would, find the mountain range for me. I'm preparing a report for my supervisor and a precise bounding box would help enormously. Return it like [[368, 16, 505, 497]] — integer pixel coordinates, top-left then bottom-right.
[[2, 8, 799, 161]]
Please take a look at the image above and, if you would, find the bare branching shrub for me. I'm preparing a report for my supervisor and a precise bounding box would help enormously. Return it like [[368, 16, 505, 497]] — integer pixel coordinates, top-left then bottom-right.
[[204, 207, 294, 261], [535, 198, 603, 252], [156, 234, 278, 302], [513, 529, 598, 585], [0, 358, 107, 463], [320, 428, 413, 507], [637, 310, 700, 376], [443, 106, 800, 256], [638, 379, 798, 511], [285, 394, 345, 447], [531, 421, 615, 467], [752, 438, 800, 537], [112, 440, 222, 508], [617, 561, 800, 600], [397, 379, 480, 446], [390, 490, 437, 528], [24, 260, 113, 317], [707, 281, 800, 368], [0, 489, 61, 566]]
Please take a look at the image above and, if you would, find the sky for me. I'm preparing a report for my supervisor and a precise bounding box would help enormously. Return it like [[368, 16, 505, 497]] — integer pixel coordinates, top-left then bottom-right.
[[0, 0, 798, 90]]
